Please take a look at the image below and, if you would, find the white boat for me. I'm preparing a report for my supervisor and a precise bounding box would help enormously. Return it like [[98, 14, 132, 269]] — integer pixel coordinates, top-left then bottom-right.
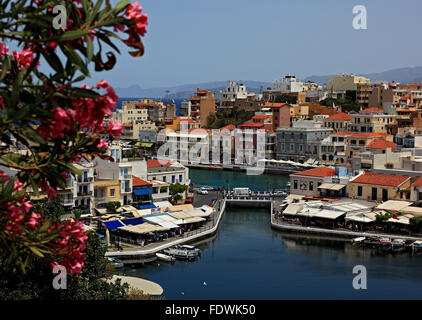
[[391, 239, 406, 252], [156, 252, 176, 262], [351, 237, 366, 245], [163, 245, 200, 260]]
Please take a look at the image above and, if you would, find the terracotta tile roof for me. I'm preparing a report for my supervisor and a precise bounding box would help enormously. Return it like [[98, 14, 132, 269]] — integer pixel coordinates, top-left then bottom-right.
[[220, 124, 236, 131], [132, 175, 151, 187], [351, 172, 410, 187], [252, 115, 270, 119], [412, 176, 422, 187], [362, 107, 383, 112], [400, 96, 410, 101], [147, 159, 173, 168], [326, 112, 351, 120], [239, 123, 264, 128], [264, 103, 288, 108], [292, 167, 336, 177], [366, 139, 396, 150]]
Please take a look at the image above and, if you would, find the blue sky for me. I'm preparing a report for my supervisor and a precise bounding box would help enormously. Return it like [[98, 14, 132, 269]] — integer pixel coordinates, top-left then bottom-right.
[[42, 0, 422, 88]]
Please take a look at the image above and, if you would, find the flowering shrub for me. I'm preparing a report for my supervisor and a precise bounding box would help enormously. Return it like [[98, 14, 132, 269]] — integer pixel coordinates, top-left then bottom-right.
[[0, 0, 147, 277]]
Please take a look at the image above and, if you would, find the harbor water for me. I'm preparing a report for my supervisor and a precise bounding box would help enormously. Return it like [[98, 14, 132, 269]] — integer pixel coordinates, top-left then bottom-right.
[[119, 169, 422, 299]]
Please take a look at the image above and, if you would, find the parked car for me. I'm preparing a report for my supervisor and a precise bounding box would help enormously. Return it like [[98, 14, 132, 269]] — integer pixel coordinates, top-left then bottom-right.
[[273, 190, 287, 197], [197, 188, 208, 195]]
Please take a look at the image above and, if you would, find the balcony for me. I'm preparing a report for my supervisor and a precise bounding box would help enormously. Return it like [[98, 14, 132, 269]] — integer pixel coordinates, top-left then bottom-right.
[[122, 187, 132, 193], [77, 177, 93, 183], [77, 191, 92, 197], [62, 198, 74, 205]]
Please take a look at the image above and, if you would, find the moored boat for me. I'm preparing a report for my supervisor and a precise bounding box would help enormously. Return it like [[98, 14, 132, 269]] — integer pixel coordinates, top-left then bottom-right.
[[391, 239, 406, 252], [351, 237, 366, 246], [156, 252, 176, 263], [163, 246, 198, 261]]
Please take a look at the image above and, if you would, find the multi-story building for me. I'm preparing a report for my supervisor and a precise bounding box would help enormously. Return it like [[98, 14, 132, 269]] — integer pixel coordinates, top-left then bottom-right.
[[220, 81, 248, 104], [180, 100, 191, 117], [93, 179, 120, 208], [326, 74, 370, 92], [319, 133, 347, 166], [121, 120, 157, 140], [73, 164, 95, 216], [348, 108, 396, 134], [276, 121, 332, 162], [271, 74, 304, 93], [189, 88, 216, 127], [289, 167, 337, 197], [323, 112, 351, 132]]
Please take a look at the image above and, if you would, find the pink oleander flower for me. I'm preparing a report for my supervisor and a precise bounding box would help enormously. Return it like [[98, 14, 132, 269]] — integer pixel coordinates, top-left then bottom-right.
[[106, 120, 123, 136], [96, 138, 108, 149], [0, 42, 9, 57], [125, 1, 148, 37], [13, 47, 39, 69], [0, 96, 4, 109]]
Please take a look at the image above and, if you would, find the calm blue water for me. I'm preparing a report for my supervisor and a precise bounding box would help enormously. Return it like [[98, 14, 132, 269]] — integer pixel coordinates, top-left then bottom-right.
[[119, 169, 422, 299]]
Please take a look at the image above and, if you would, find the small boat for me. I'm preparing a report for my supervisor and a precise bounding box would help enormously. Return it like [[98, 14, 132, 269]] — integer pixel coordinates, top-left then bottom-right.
[[351, 237, 366, 246], [177, 245, 201, 256], [156, 252, 176, 263], [379, 237, 392, 252], [107, 257, 124, 268], [391, 239, 406, 252], [411, 240, 422, 254], [163, 247, 198, 261]]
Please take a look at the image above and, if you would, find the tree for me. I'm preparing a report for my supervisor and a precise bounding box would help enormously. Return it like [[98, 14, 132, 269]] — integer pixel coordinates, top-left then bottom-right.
[[169, 182, 187, 204], [0, 0, 148, 298], [106, 201, 121, 214], [274, 94, 297, 104]]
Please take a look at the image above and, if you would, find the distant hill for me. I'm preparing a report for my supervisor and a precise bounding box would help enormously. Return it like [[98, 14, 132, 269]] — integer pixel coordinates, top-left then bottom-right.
[[304, 66, 422, 85], [115, 66, 422, 99], [115, 80, 272, 99]]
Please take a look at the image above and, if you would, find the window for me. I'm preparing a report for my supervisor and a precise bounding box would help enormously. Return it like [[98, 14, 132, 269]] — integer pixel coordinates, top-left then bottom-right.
[[162, 176, 166, 182], [358, 186, 363, 196], [294, 180, 298, 189], [179, 175, 183, 182], [172, 175, 175, 183], [110, 189, 115, 197], [309, 181, 314, 191]]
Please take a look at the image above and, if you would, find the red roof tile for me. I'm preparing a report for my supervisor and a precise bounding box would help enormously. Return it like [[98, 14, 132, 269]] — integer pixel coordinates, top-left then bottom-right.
[[351, 172, 409, 187], [362, 107, 383, 112], [413, 176, 422, 187], [220, 124, 236, 131], [326, 112, 351, 120], [132, 175, 151, 187], [147, 159, 173, 168], [366, 139, 396, 150], [292, 167, 336, 177], [264, 103, 288, 108]]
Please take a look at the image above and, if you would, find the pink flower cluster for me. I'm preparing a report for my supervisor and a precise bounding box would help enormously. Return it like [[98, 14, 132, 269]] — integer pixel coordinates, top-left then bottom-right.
[[0, 174, 42, 235], [13, 47, 40, 70], [125, 2, 148, 37], [1, 172, 88, 275], [37, 80, 121, 140], [49, 220, 88, 274], [0, 42, 9, 57], [0, 96, 4, 109]]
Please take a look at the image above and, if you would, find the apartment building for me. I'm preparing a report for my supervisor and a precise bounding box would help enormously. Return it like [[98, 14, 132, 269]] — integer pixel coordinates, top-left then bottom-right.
[[326, 74, 370, 92], [276, 121, 332, 162], [348, 108, 395, 134], [189, 88, 216, 127], [323, 112, 351, 132], [220, 81, 248, 104]]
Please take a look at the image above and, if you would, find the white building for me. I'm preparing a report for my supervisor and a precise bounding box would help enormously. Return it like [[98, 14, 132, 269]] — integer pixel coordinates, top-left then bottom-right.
[[271, 74, 304, 93], [220, 81, 248, 102]]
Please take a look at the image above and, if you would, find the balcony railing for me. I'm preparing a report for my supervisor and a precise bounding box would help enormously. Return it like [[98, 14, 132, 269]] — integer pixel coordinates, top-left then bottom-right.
[[77, 177, 93, 183], [122, 187, 132, 193], [63, 198, 74, 205], [77, 191, 92, 197]]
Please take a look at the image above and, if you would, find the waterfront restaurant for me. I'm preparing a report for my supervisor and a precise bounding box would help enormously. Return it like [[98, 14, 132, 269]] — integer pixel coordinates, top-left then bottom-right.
[[282, 200, 373, 228]]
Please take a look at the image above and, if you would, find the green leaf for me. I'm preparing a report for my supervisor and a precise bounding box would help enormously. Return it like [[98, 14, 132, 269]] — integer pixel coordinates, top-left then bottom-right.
[[56, 29, 90, 42], [61, 44, 90, 77], [21, 126, 46, 145], [28, 246, 45, 258], [86, 35, 93, 62], [41, 50, 63, 73], [58, 161, 82, 176], [68, 87, 99, 99]]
